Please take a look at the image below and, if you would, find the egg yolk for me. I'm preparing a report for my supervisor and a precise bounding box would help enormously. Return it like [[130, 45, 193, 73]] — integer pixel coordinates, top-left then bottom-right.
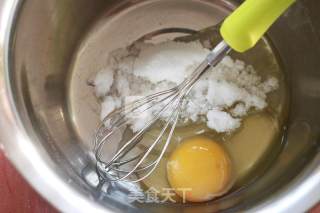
[[166, 137, 233, 202]]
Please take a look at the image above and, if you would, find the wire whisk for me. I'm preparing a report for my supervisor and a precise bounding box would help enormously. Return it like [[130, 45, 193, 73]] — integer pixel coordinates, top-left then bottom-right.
[[94, 41, 230, 182]]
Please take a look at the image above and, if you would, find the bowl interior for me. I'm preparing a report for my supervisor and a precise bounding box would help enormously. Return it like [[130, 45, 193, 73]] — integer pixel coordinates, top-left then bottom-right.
[[8, 0, 320, 212]]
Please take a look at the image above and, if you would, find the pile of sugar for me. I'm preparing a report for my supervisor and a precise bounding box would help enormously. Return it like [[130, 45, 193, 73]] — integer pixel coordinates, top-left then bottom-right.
[[94, 40, 278, 133]]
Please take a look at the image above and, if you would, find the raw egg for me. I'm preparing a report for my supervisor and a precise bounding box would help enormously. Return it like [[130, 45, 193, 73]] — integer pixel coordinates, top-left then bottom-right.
[[166, 137, 233, 202]]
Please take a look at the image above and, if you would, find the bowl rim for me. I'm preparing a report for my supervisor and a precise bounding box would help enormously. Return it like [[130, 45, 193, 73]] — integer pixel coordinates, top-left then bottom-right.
[[0, 0, 115, 212]]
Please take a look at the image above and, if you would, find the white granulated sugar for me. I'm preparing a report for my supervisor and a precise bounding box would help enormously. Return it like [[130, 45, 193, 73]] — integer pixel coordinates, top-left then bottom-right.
[[100, 96, 121, 120], [94, 70, 114, 97], [231, 103, 247, 117], [207, 109, 241, 133], [94, 40, 279, 133], [133, 41, 210, 84]]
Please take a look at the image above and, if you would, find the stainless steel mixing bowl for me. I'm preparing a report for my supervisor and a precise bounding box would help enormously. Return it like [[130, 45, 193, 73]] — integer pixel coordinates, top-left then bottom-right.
[[1, 0, 320, 212]]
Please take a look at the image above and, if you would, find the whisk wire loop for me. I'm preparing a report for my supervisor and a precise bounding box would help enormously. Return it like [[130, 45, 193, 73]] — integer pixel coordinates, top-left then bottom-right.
[[94, 41, 230, 182]]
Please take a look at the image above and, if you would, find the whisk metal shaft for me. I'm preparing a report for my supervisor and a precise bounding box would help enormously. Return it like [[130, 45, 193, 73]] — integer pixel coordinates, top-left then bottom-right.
[[94, 41, 230, 182]]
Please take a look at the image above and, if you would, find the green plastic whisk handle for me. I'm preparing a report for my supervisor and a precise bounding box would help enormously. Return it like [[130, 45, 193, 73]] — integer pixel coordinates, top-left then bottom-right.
[[220, 0, 295, 52]]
